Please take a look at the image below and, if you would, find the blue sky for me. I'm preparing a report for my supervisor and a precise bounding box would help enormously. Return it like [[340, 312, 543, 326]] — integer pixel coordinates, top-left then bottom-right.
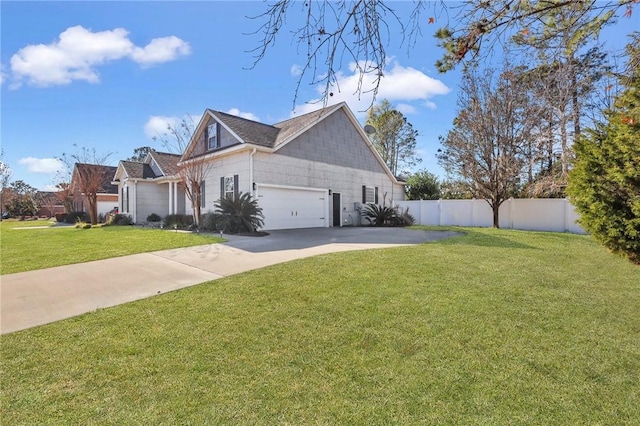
[[1, 1, 637, 190]]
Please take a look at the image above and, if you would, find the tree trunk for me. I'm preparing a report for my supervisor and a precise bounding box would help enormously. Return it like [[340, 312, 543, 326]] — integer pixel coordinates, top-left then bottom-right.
[[88, 194, 98, 225], [492, 202, 500, 228]]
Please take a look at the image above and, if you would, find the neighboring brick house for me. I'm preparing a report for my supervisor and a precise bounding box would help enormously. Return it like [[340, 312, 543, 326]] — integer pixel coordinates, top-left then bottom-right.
[[112, 151, 185, 223], [70, 163, 118, 219], [176, 102, 405, 230], [35, 191, 65, 217]]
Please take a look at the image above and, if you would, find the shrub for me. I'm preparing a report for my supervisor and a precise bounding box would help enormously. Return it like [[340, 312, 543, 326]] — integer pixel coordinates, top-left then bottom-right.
[[361, 204, 414, 227], [214, 192, 264, 234], [147, 213, 162, 222], [65, 211, 89, 224], [200, 212, 224, 232], [394, 208, 415, 226], [105, 214, 133, 226], [361, 204, 398, 226], [55, 213, 67, 223], [164, 214, 193, 230]]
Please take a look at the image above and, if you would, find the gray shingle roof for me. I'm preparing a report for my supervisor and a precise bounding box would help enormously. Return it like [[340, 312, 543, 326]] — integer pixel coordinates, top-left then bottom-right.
[[150, 151, 180, 175], [120, 161, 156, 179], [209, 110, 280, 148], [74, 163, 119, 194], [208, 103, 340, 149]]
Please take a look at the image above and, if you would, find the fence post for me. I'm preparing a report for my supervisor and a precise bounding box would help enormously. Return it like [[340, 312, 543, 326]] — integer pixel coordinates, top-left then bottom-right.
[[508, 198, 514, 229], [438, 199, 442, 226]]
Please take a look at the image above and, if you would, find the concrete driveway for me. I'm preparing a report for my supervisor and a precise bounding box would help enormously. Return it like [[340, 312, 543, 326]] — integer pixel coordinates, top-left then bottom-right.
[[1, 227, 457, 334]]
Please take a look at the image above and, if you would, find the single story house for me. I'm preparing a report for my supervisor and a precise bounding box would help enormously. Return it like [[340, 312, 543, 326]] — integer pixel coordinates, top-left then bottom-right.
[[114, 102, 405, 229], [112, 151, 184, 223], [70, 163, 118, 219]]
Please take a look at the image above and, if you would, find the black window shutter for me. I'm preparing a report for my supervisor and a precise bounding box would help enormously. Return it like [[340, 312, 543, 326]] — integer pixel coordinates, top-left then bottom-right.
[[362, 185, 366, 203], [375, 187, 379, 204], [220, 177, 224, 199], [201, 180, 206, 208], [233, 175, 239, 199]]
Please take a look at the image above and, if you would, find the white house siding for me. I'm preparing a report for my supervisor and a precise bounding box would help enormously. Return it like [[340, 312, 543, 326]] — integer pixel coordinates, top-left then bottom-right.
[[135, 181, 170, 224], [149, 159, 162, 176], [97, 199, 118, 218], [253, 152, 403, 227], [185, 152, 251, 216], [254, 109, 403, 226], [276, 108, 386, 174]]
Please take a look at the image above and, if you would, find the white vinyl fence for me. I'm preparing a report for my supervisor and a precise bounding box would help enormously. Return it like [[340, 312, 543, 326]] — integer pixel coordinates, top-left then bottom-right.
[[396, 198, 585, 234]]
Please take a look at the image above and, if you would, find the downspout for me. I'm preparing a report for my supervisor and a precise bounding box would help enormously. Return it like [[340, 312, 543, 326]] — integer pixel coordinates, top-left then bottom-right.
[[133, 180, 138, 224], [249, 147, 257, 197]]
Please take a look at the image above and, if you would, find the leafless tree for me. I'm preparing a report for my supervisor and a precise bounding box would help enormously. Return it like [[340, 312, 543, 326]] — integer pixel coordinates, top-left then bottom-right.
[[53, 182, 74, 214], [438, 64, 535, 227], [60, 145, 113, 225], [154, 118, 214, 227], [0, 150, 13, 218]]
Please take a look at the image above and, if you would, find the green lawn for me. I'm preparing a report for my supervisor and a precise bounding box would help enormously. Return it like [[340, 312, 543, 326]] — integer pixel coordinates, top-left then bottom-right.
[[1, 228, 639, 424], [0, 219, 222, 274]]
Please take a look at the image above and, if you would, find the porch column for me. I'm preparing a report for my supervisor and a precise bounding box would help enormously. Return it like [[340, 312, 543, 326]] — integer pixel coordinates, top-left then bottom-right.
[[169, 181, 174, 215]]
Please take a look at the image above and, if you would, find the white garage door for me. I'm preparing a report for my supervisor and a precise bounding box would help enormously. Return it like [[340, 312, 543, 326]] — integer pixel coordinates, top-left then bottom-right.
[[257, 185, 328, 230]]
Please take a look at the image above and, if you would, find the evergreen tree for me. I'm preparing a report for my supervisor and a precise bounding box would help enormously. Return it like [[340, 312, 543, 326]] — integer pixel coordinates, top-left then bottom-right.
[[365, 99, 420, 176], [405, 170, 441, 200], [568, 33, 640, 264]]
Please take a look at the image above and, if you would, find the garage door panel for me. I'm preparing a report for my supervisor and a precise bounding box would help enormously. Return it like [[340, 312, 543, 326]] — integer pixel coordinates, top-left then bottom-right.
[[258, 186, 327, 230]]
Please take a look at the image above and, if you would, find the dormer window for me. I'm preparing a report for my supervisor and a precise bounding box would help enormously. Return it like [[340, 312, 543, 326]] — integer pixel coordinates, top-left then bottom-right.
[[207, 122, 219, 150]]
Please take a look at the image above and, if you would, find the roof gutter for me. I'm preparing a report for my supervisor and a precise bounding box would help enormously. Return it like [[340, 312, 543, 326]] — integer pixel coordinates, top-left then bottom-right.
[[249, 147, 257, 197]]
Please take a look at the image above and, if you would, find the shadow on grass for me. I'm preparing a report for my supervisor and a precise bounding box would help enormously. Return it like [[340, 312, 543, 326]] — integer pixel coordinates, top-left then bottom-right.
[[412, 226, 538, 250]]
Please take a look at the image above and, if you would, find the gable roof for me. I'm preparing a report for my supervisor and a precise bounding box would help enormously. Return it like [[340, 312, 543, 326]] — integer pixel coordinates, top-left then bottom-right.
[[208, 110, 280, 148], [186, 102, 401, 184], [149, 151, 180, 175], [272, 104, 341, 148], [114, 150, 181, 182], [203, 103, 343, 150], [119, 161, 156, 179], [72, 163, 118, 194]]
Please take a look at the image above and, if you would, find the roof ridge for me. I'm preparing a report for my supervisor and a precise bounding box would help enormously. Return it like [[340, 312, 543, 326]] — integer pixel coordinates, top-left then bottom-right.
[[151, 150, 181, 157], [210, 109, 276, 128], [272, 102, 343, 127]]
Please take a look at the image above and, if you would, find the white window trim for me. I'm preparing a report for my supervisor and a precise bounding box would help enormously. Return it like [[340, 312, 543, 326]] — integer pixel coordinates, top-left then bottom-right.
[[364, 186, 376, 204], [207, 123, 219, 150], [224, 176, 234, 199]]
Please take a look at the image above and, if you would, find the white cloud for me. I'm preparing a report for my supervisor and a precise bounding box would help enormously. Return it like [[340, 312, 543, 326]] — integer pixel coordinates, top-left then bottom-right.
[[9, 25, 190, 88], [144, 115, 179, 139], [130, 36, 191, 67], [0, 63, 6, 85], [293, 60, 450, 118], [290, 64, 303, 77], [18, 157, 64, 174], [144, 114, 201, 140], [227, 108, 260, 122], [396, 103, 417, 115]]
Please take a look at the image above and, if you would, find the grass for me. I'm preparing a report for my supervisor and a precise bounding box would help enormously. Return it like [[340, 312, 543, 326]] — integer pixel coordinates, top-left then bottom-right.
[[0, 219, 223, 274], [1, 228, 639, 424]]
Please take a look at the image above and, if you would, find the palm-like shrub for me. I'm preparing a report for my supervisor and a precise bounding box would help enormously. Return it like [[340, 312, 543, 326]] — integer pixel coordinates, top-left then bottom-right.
[[214, 192, 264, 234], [361, 203, 398, 226], [395, 208, 415, 226]]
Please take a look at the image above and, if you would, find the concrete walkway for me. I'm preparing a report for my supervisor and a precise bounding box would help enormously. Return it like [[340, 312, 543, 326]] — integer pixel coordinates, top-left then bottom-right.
[[1, 227, 457, 334]]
